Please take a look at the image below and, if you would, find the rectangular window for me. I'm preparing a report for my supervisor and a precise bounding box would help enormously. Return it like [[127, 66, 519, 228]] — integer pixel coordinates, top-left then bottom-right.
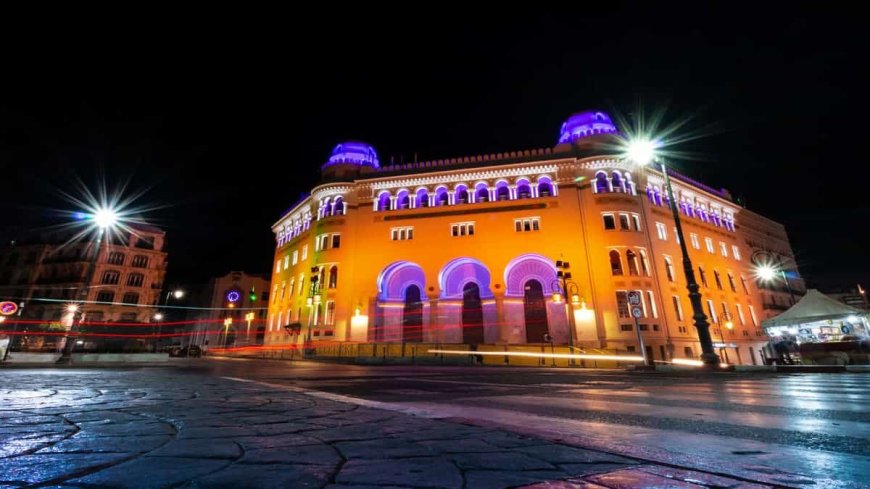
[[332, 234, 341, 249], [690, 233, 700, 250], [603, 214, 616, 230], [620, 324, 633, 332], [678, 326, 688, 334], [706, 299, 718, 324], [664, 256, 675, 282], [616, 291, 630, 318], [619, 213, 630, 230], [672, 296, 684, 321], [741, 275, 749, 294], [732, 246, 742, 261], [451, 222, 475, 237], [273, 285, 279, 303], [749, 305, 758, 327], [302, 245, 308, 260], [96, 291, 115, 303], [325, 301, 336, 326], [720, 242, 728, 257], [276, 311, 282, 331], [268, 314, 273, 332], [683, 346, 693, 357], [514, 218, 540, 232], [714, 270, 723, 290], [673, 228, 680, 245], [705, 237, 715, 253], [728, 273, 737, 292], [646, 290, 658, 318], [298, 274, 305, 296], [283, 255, 289, 270], [638, 324, 649, 331], [656, 222, 667, 240], [736, 304, 746, 326], [632, 214, 642, 232], [280, 281, 286, 299], [292, 250, 298, 265], [275, 260, 281, 274], [699, 266, 708, 288]]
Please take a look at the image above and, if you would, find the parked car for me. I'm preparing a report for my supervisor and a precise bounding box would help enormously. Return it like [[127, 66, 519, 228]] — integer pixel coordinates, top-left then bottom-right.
[[178, 345, 202, 358]]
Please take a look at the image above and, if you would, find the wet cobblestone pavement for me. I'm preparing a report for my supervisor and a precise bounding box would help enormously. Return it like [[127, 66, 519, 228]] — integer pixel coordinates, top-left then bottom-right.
[[0, 368, 789, 488]]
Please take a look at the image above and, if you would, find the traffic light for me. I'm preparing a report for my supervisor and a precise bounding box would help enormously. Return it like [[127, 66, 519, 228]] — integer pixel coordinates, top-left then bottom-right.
[[249, 286, 257, 303]]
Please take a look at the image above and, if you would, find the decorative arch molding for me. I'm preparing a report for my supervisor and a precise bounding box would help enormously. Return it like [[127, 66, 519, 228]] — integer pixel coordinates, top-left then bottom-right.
[[377, 261, 428, 302], [439, 257, 494, 299], [503, 254, 558, 297]]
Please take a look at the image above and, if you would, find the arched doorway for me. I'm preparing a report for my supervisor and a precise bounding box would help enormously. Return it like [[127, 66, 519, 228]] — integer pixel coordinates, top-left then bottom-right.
[[462, 283, 485, 345], [403, 285, 423, 342], [523, 280, 549, 343]]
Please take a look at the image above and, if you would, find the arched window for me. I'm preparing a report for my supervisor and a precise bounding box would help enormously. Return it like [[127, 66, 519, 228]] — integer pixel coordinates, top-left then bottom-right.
[[495, 181, 510, 201], [376, 192, 391, 211], [435, 187, 449, 206], [611, 171, 623, 192], [595, 172, 609, 193], [318, 267, 327, 291], [516, 179, 531, 199], [328, 265, 338, 289], [333, 197, 345, 215], [455, 185, 469, 204], [396, 190, 410, 210], [623, 172, 633, 194], [537, 177, 553, 197], [639, 249, 651, 277], [402, 285, 423, 342], [127, 273, 145, 287], [461, 283, 485, 345], [609, 250, 623, 276], [416, 188, 429, 208], [321, 197, 332, 217], [475, 183, 489, 202], [626, 250, 639, 276]]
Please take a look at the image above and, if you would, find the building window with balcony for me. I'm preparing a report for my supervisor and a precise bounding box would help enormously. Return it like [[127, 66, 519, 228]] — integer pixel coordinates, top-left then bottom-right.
[[131, 255, 148, 268], [690, 233, 700, 250], [107, 252, 125, 265], [664, 256, 675, 282], [451, 222, 475, 237], [127, 273, 145, 287], [101, 271, 120, 285], [514, 217, 540, 232], [122, 292, 139, 305], [603, 214, 616, 230], [655, 222, 667, 241], [96, 291, 115, 303], [609, 250, 623, 276]]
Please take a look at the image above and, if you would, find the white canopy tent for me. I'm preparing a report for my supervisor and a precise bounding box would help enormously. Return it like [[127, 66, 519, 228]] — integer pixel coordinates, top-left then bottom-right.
[[763, 289, 868, 341]]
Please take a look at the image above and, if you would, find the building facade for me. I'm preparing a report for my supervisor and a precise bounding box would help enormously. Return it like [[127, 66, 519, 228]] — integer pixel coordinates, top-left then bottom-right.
[[264, 110, 801, 365], [192, 271, 270, 350], [0, 225, 167, 350]]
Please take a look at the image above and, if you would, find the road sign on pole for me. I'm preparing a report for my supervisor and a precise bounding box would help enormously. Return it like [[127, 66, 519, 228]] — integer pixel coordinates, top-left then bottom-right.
[[631, 306, 642, 318], [627, 291, 641, 306]]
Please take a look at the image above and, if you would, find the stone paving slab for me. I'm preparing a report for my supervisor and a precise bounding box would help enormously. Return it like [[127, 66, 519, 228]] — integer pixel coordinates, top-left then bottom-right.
[[0, 369, 780, 488]]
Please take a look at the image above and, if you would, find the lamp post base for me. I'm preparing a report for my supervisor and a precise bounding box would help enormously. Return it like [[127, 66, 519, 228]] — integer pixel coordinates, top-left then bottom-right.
[[700, 352, 724, 369]]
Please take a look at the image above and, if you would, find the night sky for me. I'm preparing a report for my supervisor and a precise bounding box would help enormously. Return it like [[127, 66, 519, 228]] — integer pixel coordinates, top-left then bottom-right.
[[1, 6, 865, 293]]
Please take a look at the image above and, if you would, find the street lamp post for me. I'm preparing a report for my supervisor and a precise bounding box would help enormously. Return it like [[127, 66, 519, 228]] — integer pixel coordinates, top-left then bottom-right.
[[58, 207, 118, 364], [222, 317, 233, 348], [552, 260, 581, 366], [751, 250, 797, 305], [156, 289, 184, 352], [626, 140, 719, 368], [305, 266, 321, 349], [152, 313, 164, 352]]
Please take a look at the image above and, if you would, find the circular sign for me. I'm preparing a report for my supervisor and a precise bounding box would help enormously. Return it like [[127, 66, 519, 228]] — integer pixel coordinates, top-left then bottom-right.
[[0, 301, 18, 315], [226, 291, 241, 303], [631, 307, 643, 318]]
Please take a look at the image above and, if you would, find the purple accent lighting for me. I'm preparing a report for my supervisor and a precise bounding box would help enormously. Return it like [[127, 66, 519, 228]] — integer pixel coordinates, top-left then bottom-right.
[[322, 141, 380, 169], [558, 110, 618, 144]]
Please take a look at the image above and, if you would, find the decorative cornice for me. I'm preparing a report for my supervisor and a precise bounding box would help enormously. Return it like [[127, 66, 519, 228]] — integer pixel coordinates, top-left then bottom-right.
[[368, 163, 561, 192]]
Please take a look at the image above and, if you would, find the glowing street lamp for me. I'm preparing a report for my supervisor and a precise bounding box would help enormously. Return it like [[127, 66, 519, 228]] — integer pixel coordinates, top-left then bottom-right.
[[624, 138, 720, 368], [751, 249, 797, 305], [59, 205, 121, 363]]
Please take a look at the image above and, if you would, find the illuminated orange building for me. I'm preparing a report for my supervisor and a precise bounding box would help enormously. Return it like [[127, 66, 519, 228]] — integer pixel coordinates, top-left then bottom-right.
[[265, 110, 801, 365]]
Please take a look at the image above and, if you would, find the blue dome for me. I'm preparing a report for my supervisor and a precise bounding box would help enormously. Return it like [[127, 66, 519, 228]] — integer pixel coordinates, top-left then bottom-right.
[[558, 111, 618, 144], [323, 141, 380, 169]]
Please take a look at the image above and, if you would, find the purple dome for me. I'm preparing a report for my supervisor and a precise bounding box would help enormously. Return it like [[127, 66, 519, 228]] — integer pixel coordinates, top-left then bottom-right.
[[558, 111, 618, 144], [322, 141, 380, 169]]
